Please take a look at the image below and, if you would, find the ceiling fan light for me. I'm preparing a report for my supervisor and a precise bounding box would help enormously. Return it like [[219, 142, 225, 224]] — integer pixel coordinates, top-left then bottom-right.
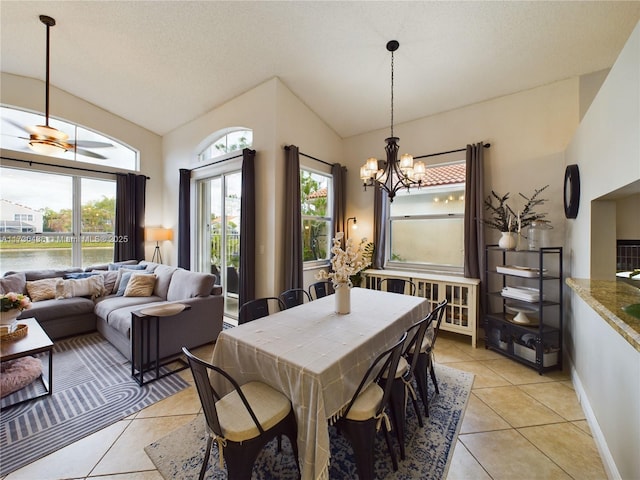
[[28, 139, 67, 156], [31, 124, 69, 142]]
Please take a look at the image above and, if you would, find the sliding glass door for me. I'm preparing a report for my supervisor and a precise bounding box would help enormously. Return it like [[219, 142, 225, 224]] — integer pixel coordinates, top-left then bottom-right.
[[196, 171, 241, 318]]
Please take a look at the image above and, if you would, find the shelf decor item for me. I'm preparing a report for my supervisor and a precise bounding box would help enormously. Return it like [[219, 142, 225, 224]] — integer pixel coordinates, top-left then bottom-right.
[[483, 186, 549, 249], [317, 232, 372, 314]]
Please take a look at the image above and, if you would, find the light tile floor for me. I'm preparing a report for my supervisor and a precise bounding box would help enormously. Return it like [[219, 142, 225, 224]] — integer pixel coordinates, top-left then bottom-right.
[[2, 331, 607, 480]]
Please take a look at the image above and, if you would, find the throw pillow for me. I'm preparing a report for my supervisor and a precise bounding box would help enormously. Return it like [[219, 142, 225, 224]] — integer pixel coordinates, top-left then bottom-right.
[[108, 262, 145, 271], [93, 270, 118, 294], [55, 275, 105, 300], [26, 278, 61, 302], [0, 272, 27, 295], [112, 267, 148, 294], [115, 271, 153, 296], [64, 272, 102, 279], [123, 273, 157, 297]]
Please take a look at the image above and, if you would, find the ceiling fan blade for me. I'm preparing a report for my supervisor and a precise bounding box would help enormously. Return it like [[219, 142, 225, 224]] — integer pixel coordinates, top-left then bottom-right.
[[3, 117, 30, 132], [70, 140, 113, 148], [74, 147, 108, 160]]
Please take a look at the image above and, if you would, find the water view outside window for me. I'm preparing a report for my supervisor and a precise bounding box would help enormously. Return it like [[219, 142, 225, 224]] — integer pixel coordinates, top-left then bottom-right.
[[0, 167, 116, 274], [301, 170, 331, 262]]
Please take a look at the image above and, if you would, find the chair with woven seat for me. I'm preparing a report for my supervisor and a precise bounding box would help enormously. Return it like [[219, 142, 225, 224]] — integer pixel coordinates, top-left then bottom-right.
[[279, 288, 312, 309], [380, 313, 433, 459], [238, 297, 285, 325], [308, 281, 334, 300], [408, 299, 448, 417], [182, 347, 300, 480], [377, 278, 417, 296], [336, 332, 407, 480]]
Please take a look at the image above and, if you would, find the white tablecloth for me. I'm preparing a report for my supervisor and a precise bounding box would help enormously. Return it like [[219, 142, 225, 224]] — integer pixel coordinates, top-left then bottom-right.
[[211, 287, 429, 480]]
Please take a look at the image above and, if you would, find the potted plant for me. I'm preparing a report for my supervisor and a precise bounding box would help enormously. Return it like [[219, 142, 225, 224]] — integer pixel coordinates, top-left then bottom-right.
[[484, 185, 548, 249]]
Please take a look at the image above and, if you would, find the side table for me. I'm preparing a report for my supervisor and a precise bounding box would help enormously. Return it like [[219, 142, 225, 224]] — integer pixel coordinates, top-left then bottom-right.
[[0, 317, 53, 407], [131, 303, 190, 386]]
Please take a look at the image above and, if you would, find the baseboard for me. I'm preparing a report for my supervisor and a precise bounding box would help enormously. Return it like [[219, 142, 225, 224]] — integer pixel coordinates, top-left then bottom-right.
[[569, 361, 620, 480]]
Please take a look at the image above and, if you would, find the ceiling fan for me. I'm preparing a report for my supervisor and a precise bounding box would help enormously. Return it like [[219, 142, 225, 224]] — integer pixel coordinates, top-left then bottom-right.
[[5, 15, 113, 160]]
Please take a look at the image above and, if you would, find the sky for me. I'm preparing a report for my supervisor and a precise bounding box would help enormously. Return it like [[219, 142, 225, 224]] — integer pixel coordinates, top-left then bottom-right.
[[0, 167, 115, 212]]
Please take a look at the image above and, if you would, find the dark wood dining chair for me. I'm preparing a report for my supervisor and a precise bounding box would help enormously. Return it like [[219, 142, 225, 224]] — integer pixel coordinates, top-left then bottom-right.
[[377, 278, 417, 295], [408, 299, 448, 417], [308, 281, 334, 300], [336, 332, 407, 480], [279, 288, 312, 309], [182, 347, 300, 480], [238, 297, 285, 325], [381, 312, 434, 459]]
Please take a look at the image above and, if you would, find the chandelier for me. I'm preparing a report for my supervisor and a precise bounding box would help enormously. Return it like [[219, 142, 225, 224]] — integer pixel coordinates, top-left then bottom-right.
[[359, 40, 426, 202]]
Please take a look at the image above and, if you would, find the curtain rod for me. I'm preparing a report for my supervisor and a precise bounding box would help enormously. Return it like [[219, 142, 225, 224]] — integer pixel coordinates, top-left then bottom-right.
[[413, 143, 490, 160], [284, 146, 335, 167], [191, 152, 245, 171], [0, 155, 150, 179]]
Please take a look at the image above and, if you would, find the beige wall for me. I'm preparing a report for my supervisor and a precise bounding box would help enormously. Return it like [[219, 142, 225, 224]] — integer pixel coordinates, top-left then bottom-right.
[[0, 72, 164, 261], [565, 21, 640, 480], [343, 78, 579, 252], [616, 193, 640, 239], [162, 77, 343, 296]]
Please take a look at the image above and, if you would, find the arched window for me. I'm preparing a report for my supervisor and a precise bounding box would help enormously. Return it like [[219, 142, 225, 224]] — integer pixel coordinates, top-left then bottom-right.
[[0, 105, 138, 171], [197, 127, 253, 163]]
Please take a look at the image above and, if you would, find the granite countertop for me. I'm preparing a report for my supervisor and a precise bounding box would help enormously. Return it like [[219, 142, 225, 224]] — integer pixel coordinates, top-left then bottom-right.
[[566, 278, 640, 352]]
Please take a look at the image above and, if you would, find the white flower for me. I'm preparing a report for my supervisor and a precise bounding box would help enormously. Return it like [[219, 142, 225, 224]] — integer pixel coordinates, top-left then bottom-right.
[[316, 232, 372, 287]]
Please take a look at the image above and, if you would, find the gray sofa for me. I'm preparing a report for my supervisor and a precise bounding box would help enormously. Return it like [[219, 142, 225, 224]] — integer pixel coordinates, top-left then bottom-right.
[[1, 261, 224, 367]]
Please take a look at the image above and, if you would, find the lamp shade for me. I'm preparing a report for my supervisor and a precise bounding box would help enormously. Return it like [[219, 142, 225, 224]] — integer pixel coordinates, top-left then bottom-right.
[[145, 227, 173, 242]]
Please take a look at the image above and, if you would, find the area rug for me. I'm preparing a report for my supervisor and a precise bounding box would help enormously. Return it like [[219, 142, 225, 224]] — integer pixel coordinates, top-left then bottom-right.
[[146, 363, 473, 479], [0, 331, 189, 476]]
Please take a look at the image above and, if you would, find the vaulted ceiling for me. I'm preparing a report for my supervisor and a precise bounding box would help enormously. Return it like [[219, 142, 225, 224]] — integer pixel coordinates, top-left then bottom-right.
[[2, 1, 639, 138]]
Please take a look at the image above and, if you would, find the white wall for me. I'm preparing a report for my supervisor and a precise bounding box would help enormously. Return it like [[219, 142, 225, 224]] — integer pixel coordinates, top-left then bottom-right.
[[343, 78, 580, 252], [564, 21, 640, 480], [0, 72, 164, 261], [162, 77, 343, 295]]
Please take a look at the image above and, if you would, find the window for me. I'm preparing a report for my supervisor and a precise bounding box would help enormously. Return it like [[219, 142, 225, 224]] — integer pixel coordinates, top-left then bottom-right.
[[301, 169, 332, 263], [0, 167, 116, 273], [0, 105, 138, 171], [387, 161, 465, 272], [197, 128, 253, 163]]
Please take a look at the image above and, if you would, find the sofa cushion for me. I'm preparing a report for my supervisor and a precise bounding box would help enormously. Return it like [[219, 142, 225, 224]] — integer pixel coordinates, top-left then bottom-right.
[[107, 260, 142, 271], [0, 272, 26, 295], [18, 296, 95, 322], [151, 265, 177, 299], [55, 276, 105, 300], [26, 278, 61, 302], [5, 268, 83, 281], [124, 274, 156, 297], [166, 269, 216, 302], [94, 294, 164, 323]]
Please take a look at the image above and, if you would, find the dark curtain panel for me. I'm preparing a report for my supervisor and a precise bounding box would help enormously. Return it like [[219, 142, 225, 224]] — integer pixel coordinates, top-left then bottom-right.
[[331, 163, 347, 241], [239, 149, 256, 307], [284, 146, 303, 290], [464, 142, 485, 280], [114, 173, 146, 262], [372, 183, 388, 269], [178, 168, 191, 269]]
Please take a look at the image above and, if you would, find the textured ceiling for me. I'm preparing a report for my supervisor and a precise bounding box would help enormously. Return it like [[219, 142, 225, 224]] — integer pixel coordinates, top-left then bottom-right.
[[1, 1, 639, 138]]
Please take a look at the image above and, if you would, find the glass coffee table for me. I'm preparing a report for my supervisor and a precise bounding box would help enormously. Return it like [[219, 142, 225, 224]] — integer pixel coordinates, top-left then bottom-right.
[[0, 317, 53, 407]]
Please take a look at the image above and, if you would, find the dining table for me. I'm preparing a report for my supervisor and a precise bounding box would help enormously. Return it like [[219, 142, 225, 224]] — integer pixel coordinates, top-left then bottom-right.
[[210, 287, 430, 480]]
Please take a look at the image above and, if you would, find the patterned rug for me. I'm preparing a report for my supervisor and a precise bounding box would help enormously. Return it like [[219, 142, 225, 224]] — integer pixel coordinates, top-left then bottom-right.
[[0, 332, 189, 476], [146, 363, 473, 480]]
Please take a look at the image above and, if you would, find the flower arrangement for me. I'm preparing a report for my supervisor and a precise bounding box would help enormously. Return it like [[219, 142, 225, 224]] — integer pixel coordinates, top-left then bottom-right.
[[483, 185, 549, 232], [317, 232, 372, 287], [0, 292, 32, 312]]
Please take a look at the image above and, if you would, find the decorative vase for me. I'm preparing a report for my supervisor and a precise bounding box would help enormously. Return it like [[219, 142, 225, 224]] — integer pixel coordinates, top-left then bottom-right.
[[0, 309, 20, 334], [334, 283, 351, 314], [498, 232, 517, 250]]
